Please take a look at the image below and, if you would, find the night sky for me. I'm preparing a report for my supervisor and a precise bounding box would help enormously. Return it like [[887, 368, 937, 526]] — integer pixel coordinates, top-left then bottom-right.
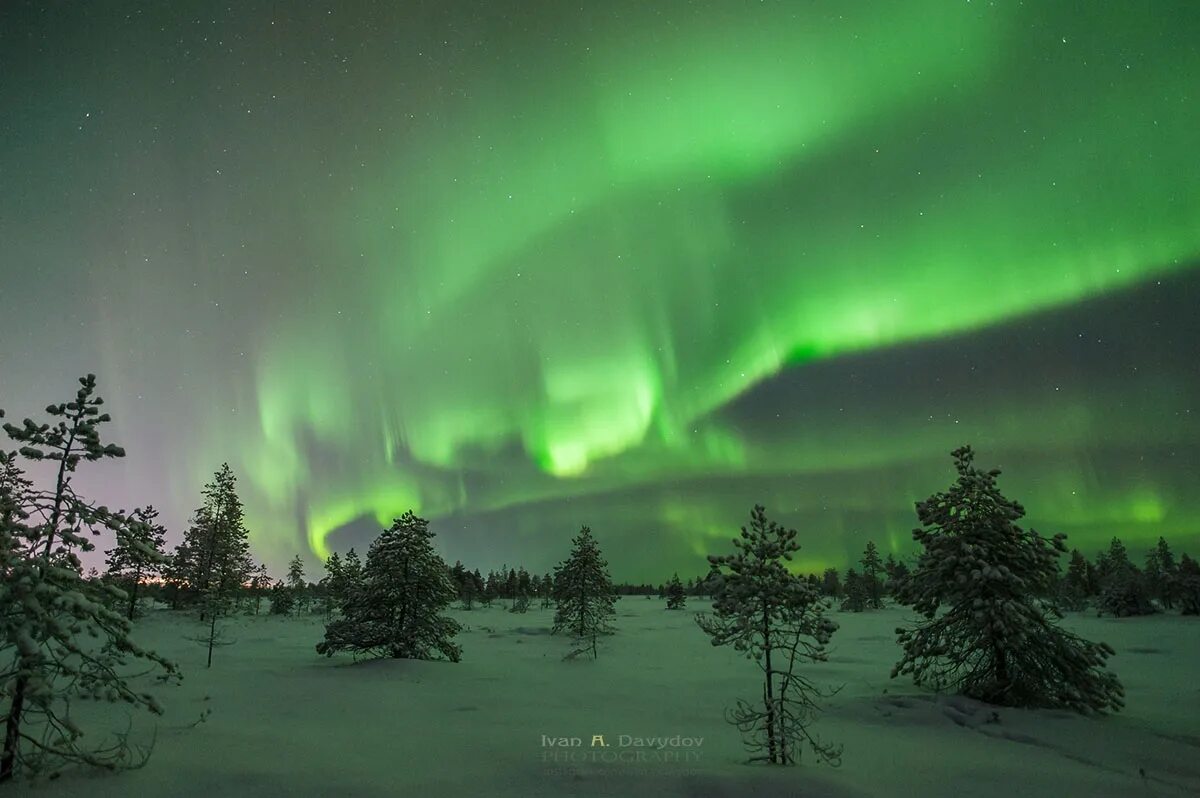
[[1, 1, 1197, 581]]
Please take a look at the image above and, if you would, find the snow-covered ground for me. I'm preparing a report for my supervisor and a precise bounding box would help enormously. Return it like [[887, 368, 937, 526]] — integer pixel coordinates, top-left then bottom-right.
[[16, 600, 1200, 797]]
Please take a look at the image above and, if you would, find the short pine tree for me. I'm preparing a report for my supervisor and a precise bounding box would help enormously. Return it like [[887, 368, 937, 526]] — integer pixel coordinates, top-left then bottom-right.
[[1, 377, 180, 782], [286, 554, 307, 615], [840, 568, 866, 612], [665, 573, 687, 610], [892, 446, 1123, 713], [859, 542, 885, 609], [551, 526, 616, 659], [269, 580, 295, 615], [697, 505, 841, 767], [104, 505, 168, 620], [317, 512, 461, 662]]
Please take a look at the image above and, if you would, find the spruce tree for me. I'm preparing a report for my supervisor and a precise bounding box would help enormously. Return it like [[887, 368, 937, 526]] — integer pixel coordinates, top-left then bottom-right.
[[551, 526, 616, 658], [0, 377, 180, 781], [665, 573, 687, 609], [104, 505, 168, 620], [697, 505, 840, 766], [317, 511, 461, 662], [859, 542, 885, 609], [892, 446, 1123, 713]]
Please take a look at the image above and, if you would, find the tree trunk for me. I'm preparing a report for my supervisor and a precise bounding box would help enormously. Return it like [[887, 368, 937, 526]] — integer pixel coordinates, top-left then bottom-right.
[[1, 675, 26, 782], [762, 602, 777, 764], [206, 612, 217, 668]]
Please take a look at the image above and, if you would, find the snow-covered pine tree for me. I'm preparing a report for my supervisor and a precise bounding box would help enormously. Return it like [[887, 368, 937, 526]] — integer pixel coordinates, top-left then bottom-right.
[[840, 568, 866, 612], [1177, 554, 1200, 615], [286, 554, 306, 615], [317, 511, 461, 662], [696, 504, 840, 766], [104, 505, 168, 620], [892, 446, 1123, 713], [859, 542, 885, 609], [666, 573, 687, 610], [551, 526, 616, 659], [0, 378, 180, 782], [1096, 537, 1154, 617]]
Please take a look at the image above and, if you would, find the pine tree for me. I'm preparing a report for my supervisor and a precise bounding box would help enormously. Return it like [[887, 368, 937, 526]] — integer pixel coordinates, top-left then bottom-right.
[[666, 573, 687, 610], [317, 511, 461, 662], [840, 568, 866, 612], [696, 505, 840, 766], [104, 505, 168, 620], [185, 465, 254, 666], [859, 541, 885, 609], [1143, 537, 1177, 610], [820, 567, 841, 598], [248, 563, 271, 615], [269, 579, 294, 615], [551, 526, 616, 658], [1061, 549, 1091, 610], [1177, 554, 1200, 615], [509, 566, 532, 613], [286, 554, 307, 615], [1, 377, 180, 781], [883, 554, 910, 596], [1096, 537, 1154, 617], [892, 446, 1123, 713]]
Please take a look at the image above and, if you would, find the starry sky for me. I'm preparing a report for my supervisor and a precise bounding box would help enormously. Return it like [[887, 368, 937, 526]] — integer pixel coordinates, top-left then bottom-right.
[[1, 1, 1198, 581]]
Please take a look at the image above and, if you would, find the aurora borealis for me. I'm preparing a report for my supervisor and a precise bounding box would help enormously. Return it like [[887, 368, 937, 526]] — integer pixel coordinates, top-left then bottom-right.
[[1, 1, 1198, 581]]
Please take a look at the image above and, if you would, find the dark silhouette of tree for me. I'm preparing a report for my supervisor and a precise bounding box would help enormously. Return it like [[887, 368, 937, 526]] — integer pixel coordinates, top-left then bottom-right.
[[697, 505, 841, 767], [665, 573, 687, 609], [0, 377, 180, 781]]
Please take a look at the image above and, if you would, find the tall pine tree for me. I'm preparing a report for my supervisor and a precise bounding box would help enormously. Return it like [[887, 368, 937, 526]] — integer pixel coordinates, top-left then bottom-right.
[[1, 377, 180, 781], [551, 526, 616, 659]]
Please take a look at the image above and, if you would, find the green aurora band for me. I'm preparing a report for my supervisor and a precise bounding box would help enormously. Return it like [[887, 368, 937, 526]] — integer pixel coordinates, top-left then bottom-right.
[[3, 1, 1197, 579], [236, 1, 1200, 569]]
